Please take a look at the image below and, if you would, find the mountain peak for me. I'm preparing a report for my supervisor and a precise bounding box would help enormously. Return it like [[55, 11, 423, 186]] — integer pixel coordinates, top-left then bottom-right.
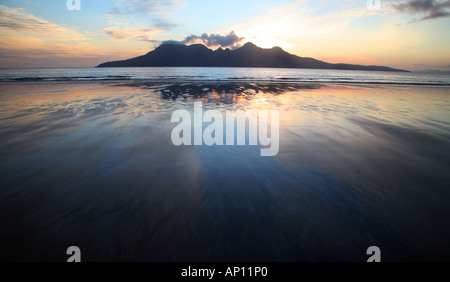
[[240, 42, 258, 49]]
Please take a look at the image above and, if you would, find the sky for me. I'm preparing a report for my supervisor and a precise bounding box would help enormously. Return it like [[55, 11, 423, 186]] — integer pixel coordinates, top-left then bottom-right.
[[0, 0, 449, 70]]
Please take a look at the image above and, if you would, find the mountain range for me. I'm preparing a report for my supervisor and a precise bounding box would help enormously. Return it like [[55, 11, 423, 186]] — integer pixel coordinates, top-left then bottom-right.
[[97, 42, 408, 72]]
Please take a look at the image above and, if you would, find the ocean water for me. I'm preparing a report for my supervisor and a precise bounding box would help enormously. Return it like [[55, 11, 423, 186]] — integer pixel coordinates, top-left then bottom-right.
[[0, 68, 449, 261], [0, 67, 449, 85]]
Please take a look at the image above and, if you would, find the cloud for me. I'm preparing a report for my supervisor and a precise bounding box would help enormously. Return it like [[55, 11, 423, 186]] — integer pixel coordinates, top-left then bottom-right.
[[393, 0, 450, 20], [0, 5, 107, 67], [161, 40, 183, 45], [104, 26, 154, 41], [108, 0, 183, 30], [106, 0, 183, 43], [102, 25, 164, 44], [0, 5, 89, 41], [178, 31, 245, 49], [153, 22, 180, 30], [0, 5, 65, 34], [109, 0, 182, 15]]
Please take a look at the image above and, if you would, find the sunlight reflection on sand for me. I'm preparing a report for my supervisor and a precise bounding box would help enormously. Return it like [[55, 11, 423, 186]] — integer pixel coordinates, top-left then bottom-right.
[[0, 81, 449, 261]]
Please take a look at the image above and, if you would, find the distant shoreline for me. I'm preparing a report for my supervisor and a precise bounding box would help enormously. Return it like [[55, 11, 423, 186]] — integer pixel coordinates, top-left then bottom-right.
[[1, 79, 449, 87], [95, 64, 410, 72]]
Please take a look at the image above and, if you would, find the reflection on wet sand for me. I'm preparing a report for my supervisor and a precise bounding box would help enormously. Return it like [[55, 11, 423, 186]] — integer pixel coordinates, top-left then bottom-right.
[[122, 81, 323, 101], [0, 81, 449, 261]]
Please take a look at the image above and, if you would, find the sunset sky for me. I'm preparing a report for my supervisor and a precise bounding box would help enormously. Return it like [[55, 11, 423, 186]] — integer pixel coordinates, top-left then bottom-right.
[[0, 0, 449, 70]]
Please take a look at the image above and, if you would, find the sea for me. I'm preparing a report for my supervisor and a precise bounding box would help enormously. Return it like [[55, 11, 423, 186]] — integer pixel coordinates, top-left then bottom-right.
[[0, 67, 449, 85]]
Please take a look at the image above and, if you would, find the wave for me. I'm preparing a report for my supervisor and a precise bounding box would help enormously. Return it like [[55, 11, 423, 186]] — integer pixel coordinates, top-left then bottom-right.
[[1, 76, 449, 86], [0, 76, 133, 82]]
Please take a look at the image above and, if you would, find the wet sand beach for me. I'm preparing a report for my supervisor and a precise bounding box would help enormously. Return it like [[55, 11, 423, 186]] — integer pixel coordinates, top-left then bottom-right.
[[0, 81, 449, 261]]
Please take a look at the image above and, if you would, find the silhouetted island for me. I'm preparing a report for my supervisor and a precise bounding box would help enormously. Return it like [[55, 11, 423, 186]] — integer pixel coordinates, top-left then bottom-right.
[[97, 42, 408, 72]]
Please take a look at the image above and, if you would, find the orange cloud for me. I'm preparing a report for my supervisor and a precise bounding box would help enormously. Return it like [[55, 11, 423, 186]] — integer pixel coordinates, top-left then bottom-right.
[[102, 25, 162, 42], [0, 5, 145, 67]]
